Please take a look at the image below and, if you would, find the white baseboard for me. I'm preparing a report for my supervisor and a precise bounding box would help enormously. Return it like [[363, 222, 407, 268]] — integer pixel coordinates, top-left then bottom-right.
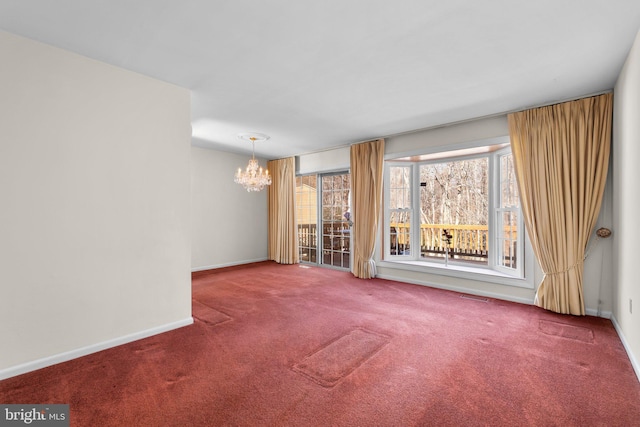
[[610, 314, 640, 383], [585, 307, 612, 318], [375, 272, 535, 306], [377, 272, 614, 319], [0, 317, 194, 381], [192, 257, 268, 272]]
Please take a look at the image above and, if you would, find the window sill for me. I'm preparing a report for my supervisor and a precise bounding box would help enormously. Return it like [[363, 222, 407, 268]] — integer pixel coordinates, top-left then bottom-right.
[[377, 259, 534, 289]]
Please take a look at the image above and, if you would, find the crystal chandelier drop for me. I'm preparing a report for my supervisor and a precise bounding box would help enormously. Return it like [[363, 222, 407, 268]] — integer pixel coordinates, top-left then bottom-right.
[[234, 133, 272, 192]]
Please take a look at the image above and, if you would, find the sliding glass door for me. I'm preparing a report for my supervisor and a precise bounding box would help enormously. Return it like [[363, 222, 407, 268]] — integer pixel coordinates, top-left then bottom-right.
[[296, 172, 351, 270], [321, 173, 351, 269]]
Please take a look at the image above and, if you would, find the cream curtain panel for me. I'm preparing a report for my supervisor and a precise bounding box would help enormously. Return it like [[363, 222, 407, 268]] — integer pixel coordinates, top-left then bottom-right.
[[508, 93, 612, 315], [267, 157, 299, 264], [350, 139, 385, 279]]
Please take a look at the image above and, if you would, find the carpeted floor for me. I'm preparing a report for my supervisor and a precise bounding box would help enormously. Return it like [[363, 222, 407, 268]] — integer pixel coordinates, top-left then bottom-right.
[[1, 262, 639, 426]]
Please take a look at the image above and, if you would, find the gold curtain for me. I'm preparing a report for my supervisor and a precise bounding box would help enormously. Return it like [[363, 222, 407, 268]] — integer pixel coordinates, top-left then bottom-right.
[[508, 93, 612, 315], [267, 157, 299, 264], [350, 139, 385, 279]]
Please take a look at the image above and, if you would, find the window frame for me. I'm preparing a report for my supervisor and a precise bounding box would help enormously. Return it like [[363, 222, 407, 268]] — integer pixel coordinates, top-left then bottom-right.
[[381, 137, 533, 289], [384, 163, 415, 260], [493, 146, 524, 277]]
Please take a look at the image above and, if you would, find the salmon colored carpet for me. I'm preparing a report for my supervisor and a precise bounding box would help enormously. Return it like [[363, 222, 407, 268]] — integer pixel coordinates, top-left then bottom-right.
[[1, 262, 639, 426]]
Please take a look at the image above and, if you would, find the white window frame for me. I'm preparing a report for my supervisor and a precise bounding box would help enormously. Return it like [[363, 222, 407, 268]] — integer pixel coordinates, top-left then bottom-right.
[[493, 146, 524, 278], [384, 163, 414, 260], [381, 137, 533, 289]]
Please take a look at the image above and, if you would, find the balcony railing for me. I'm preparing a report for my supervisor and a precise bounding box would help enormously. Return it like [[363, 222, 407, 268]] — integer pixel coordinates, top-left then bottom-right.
[[300, 222, 516, 265], [391, 223, 507, 263], [298, 223, 350, 251]]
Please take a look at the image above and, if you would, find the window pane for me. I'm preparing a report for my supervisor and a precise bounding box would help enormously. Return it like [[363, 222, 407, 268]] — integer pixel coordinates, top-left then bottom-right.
[[321, 206, 330, 220], [389, 166, 411, 209], [497, 154, 519, 271], [320, 191, 329, 206], [389, 211, 410, 255], [503, 212, 512, 239], [340, 190, 350, 208], [497, 209, 518, 269], [332, 207, 342, 221], [419, 158, 488, 264], [296, 175, 318, 263], [501, 154, 519, 208]]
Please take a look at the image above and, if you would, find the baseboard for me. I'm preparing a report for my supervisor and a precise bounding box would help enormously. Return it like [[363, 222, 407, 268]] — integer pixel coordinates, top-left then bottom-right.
[[0, 317, 194, 381], [375, 272, 535, 306], [585, 307, 612, 319], [375, 272, 615, 319], [192, 257, 268, 272], [610, 314, 640, 383]]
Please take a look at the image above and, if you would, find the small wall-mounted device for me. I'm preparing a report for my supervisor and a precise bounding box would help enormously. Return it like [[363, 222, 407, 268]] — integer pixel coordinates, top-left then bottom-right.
[[596, 227, 612, 238]]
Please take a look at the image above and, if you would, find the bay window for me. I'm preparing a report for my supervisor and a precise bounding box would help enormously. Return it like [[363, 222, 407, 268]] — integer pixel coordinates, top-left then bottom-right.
[[383, 138, 526, 282]]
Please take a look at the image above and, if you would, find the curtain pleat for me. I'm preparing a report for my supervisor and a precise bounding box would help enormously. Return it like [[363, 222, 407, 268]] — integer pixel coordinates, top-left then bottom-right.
[[350, 139, 385, 279], [508, 93, 612, 315], [267, 157, 299, 264]]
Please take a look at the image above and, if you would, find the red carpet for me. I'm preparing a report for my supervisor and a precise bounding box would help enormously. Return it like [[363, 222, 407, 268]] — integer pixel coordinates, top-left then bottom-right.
[[1, 262, 639, 426], [292, 327, 390, 387]]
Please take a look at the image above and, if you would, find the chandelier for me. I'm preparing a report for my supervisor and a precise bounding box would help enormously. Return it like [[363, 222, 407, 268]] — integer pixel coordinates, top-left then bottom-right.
[[234, 133, 272, 192]]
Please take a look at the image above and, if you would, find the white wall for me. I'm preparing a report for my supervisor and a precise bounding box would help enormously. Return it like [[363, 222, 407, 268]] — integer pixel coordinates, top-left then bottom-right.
[[0, 31, 192, 378], [612, 28, 640, 377], [583, 168, 614, 317], [385, 116, 509, 156], [191, 146, 268, 270], [297, 146, 350, 175]]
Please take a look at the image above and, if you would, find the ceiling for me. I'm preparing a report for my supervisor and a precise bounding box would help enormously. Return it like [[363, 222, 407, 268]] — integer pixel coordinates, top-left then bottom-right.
[[1, 1, 639, 159]]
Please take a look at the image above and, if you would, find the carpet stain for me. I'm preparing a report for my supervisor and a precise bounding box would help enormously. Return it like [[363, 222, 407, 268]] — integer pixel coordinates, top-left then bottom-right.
[[192, 300, 232, 326], [292, 328, 390, 388], [165, 372, 187, 386], [538, 320, 594, 343], [577, 361, 591, 371]]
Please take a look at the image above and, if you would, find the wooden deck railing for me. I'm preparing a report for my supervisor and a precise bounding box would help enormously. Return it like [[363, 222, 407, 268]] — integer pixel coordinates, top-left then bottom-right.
[[390, 223, 516, 261], [300, 222, 516, 264]]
